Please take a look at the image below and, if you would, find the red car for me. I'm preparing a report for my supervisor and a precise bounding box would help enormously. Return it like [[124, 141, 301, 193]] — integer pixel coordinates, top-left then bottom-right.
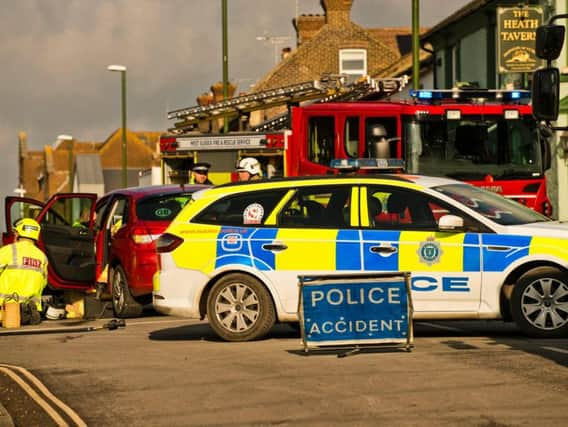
[[3, 184, 208, 318]]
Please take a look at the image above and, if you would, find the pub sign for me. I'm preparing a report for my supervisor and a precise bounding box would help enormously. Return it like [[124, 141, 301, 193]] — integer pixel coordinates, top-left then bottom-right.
[[497, 6, 543, 73]]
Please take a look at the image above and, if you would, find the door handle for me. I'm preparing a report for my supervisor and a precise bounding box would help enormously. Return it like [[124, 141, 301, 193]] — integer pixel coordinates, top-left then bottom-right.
[[262, 243, 288, 252], [487, 246, 512, 251], [78, 230, 89, 236], [370, 245, 397, 254]]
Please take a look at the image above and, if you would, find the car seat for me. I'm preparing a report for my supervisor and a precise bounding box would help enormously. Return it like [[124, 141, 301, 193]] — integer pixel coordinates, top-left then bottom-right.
[[386, 192, 410, 225], [303, 200, 324, 225]]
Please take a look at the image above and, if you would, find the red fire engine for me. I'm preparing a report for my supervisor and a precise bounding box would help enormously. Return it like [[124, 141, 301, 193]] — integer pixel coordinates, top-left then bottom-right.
[[160, 77, 552, 215]]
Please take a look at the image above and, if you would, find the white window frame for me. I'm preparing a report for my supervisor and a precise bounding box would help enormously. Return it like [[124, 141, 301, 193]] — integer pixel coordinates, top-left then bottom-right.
[[339, 49, 367, 83]]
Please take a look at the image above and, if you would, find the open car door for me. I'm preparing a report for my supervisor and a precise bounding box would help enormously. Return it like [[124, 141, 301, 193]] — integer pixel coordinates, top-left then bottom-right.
[[3, 196, 45, 245], [4, 193, 98, 291]]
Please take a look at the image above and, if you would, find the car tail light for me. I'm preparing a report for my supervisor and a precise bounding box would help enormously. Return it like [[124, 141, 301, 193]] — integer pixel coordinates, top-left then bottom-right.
[[156, 233, 183, 253], [131, 226, 159, 245]]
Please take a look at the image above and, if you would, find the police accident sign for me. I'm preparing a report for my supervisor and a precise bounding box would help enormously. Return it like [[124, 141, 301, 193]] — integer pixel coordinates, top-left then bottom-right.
[[298, 273, 413, 350]]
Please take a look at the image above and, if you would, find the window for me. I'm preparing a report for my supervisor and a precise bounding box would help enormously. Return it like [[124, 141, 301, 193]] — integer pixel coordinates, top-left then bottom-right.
[[136, 193, 193, 221], [42, 197, 94, 227], [279, 186, 352, 228], [308, 116, 334, 166], [106, 198, 128, 233], [366, 186, 481, 231], [344, 117, 359, 158], [193, 190, 287, 226], [340, 49, 367, 84]]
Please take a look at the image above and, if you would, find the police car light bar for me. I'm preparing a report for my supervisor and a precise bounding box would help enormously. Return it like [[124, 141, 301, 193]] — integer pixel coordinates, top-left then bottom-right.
[[410, 89, 530, 103], [330, 158, 405, 171]]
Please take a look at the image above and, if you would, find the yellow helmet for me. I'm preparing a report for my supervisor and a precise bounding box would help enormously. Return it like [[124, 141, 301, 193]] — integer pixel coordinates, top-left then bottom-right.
[[14, 218, 41, 241]]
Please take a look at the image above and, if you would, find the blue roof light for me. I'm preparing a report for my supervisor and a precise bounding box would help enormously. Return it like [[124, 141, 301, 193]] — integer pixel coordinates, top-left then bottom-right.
[[330, 158, 405, 171], [417, 91, 433, 99], [410, 89, 530, 104]]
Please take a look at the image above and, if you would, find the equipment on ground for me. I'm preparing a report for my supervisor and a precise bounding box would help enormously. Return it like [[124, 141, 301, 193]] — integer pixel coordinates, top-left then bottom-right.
[[0, 318, 126, 336]]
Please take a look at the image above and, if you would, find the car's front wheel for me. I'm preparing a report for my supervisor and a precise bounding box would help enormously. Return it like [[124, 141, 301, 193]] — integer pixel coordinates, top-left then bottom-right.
[[207, 273, 275, 342], [112, 265, 144, 318], [511, 267, 568, 338]]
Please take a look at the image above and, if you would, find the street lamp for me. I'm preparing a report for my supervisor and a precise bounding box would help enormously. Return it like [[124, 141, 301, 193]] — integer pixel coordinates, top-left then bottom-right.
[[107, 64, 128, 188], [255, 35, 292, 65], [57, 134, 74, 192]]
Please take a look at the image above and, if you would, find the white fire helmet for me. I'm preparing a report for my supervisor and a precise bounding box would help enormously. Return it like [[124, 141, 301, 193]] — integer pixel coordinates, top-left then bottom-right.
[[236, 157, 261, 176]]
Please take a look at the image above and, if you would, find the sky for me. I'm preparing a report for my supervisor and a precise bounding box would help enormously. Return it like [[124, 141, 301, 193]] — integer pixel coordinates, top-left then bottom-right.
[[0, 0, 471, 215]]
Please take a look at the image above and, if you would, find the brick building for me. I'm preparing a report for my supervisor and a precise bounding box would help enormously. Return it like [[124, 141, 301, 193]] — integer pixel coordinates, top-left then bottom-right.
[[250, 0, 425, 124], [18, 129, 161, 202]]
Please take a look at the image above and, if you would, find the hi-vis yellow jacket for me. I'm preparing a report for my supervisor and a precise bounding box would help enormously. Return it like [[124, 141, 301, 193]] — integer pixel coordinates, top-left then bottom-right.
[[0, 240, 48, 310]]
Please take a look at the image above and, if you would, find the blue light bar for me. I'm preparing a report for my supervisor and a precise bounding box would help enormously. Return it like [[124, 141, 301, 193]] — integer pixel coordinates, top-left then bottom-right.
[[410, 89, 530, 104], [330, 158, 405, 171], [417, 91, 433, 99]]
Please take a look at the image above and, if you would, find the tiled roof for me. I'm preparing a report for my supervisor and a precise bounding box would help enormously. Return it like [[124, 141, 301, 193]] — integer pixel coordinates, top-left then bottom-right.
[[254, 22, 399, 93]]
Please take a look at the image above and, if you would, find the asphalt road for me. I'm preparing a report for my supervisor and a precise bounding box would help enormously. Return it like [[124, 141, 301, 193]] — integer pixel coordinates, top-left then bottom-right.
[[1, 316, 568, 426]]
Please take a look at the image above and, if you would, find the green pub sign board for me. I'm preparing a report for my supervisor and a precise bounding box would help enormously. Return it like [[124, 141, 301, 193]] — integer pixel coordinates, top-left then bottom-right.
[[497, 6, 543, 73]]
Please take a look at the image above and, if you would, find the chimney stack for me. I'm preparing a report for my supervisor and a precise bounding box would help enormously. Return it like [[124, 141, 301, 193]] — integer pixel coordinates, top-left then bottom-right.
[[322, 0, 353, 27]]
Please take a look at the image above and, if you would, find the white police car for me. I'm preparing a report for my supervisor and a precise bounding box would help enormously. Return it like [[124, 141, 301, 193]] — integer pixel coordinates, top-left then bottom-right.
[[153, 174, 568, 341]]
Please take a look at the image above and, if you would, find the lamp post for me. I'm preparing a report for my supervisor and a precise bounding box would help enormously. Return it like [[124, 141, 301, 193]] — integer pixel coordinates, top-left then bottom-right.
[[107, 64, 128, 188], [57, 134, 74, 192]]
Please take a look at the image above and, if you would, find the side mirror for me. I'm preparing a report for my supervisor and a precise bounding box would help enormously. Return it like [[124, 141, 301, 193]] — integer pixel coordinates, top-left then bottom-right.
[[536, 25, 565, 60], [531, 68, 560, 121], [438, 214, 464, 232]]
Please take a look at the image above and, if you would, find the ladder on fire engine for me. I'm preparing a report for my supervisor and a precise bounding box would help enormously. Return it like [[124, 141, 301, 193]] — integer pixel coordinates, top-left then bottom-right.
[[167, 74, 408, 133], [250, 75, 409, 132]]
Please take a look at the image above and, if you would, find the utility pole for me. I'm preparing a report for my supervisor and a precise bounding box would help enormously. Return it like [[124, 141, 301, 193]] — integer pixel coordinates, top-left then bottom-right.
[[58, 134, 74, 192], [412, 0, 420, 90], [107, 65, 128, 188], [222, 0, 229, 133]]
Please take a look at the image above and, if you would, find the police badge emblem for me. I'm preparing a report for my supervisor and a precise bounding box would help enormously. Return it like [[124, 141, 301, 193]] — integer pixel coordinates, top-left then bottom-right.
[[417, 236, 443, 266]]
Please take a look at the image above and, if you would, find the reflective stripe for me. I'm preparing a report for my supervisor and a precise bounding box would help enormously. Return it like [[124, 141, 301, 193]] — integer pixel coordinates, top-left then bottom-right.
[[4, 264, 46, 278], [0, 292, 20, 302], [11, 244, 17, 265], [5, 243, 46, 278]]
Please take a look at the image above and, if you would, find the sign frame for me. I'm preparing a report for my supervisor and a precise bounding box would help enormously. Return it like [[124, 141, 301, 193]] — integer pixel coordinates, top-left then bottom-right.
[[497, 6, 543, 74], [298, 272, 413, 353]]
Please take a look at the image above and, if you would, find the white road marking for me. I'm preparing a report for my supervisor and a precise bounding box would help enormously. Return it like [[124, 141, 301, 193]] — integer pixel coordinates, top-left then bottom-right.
[[542, 346, 568, 355]]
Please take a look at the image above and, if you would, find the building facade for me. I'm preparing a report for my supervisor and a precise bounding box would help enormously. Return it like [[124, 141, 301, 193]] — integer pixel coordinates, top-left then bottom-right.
[[19, 129, 161, 202]]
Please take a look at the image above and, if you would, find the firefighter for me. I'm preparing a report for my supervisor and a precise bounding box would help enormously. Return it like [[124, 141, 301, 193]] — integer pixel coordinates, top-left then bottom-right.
[[191, 162, 214, 185], [236, 157, 262, 181], [0, 218, 48, 324], [367, 124, 390, 158]]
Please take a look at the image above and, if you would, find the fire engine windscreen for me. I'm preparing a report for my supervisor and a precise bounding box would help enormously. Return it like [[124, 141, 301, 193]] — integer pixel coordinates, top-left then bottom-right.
[[405, 115, 543, 181]]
